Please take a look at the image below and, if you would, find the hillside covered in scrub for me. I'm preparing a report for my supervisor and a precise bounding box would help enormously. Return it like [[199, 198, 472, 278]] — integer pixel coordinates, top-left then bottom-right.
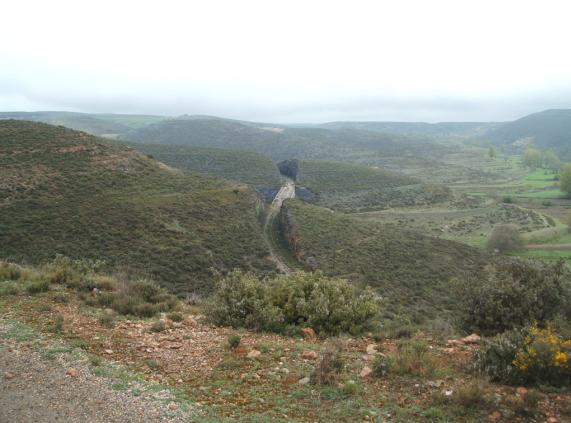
[[0, 120, 274, 293], [490, 109, 571, 157], [279, 200, 488, 321], [296, 160, 452, 211], [0, 111, 166, 137], [123, 143, 282, 194], [122, 116, 450, 162]]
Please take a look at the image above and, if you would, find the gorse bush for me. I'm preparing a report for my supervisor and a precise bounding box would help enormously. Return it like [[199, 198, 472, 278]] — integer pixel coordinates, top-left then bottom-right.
[[475, 323, 571, 386], [455, 259, 571, 336], [205, 271, 380, 336]]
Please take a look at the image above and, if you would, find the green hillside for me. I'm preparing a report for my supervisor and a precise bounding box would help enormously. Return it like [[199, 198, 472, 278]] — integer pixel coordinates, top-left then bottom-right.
[[297, 160, 451, 211], [122, 116, 449, 162], [123, 143, 282, 191], [0, 112, 166, 136], [491, 109, 571, 156], [280, 200, 487, 321], [0, 120, 273, 294]]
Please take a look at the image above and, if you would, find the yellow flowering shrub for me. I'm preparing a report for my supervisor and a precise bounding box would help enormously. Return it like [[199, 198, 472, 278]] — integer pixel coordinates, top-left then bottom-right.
[[476, 323, 571, 386], [513, 324, 569, 372]]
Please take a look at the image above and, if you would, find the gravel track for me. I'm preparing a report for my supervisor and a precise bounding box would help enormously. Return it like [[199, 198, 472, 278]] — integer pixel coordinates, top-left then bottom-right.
[[0, 323, 196, 423]]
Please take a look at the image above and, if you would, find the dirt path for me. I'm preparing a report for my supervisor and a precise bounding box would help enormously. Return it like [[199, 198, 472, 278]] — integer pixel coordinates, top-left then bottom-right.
[[264, 178, 295, 274], [0, 322, 195, 423], [527, 243, 571, 250]]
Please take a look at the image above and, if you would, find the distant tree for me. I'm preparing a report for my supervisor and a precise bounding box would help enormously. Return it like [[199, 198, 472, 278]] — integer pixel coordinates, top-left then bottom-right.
[[523, 147, 542, 168], [542, 150, 561, 173], [560, 163, 571, 198], [488, 146, 496, 159], [487, 224, 525, 253]]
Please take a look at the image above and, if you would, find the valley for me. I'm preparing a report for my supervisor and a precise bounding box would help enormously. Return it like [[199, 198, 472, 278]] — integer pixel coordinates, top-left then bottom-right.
[[1, 110, 571, 422]]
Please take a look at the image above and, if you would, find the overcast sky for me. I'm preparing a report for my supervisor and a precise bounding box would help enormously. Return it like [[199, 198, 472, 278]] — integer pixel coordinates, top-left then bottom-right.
[[1, 0, 571, 123]]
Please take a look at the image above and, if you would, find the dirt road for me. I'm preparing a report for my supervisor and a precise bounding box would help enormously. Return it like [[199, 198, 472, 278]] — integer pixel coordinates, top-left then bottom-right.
[[0, 322, 195, 423], [264, 178, 295, 273]]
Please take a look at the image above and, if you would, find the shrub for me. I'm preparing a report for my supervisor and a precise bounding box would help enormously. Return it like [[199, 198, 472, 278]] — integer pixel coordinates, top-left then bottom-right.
[[50, 291, 68, 303], [206, 271, 379, 336], [46, 255, 105, 289], [340, 379, 360, 396], [454, 378, 490, 408], [502, 196, 513, 204], [487, 224, 525, 253], [0, 262, 23, 281], [475, 323, 571, 386], [311, 344, 344, 386], [0, 282, 22, 296], [227, 335, 241, 349], [455, 259, 571, 336], [167, 312, 184, 322], [25, 279, 50, 294], [95, 279, 178, 317], [149, 320, 166, 333], [375, 339, 439, 378], [98, 313, 116, 328], [49, 315, 64, 334]]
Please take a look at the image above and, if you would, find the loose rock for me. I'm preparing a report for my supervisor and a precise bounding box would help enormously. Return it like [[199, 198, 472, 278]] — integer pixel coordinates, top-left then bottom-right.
[[360, 366, 372, 378]]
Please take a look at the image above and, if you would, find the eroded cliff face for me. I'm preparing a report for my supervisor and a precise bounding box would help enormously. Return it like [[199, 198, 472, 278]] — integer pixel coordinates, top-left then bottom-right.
[[279, 203, 302, 259]]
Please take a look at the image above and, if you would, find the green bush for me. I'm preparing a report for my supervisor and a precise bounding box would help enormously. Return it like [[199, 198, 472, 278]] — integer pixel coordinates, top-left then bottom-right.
[[227, 335, 241, 349], [456, 259, 571, 336], [205, 271, 380, 336]]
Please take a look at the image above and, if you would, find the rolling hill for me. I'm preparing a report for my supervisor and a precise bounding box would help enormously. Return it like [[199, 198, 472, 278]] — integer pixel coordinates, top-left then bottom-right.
[[490, 109, 571, 156], [122, 116, 450, 162], [318, 121, 498, 138], [280, 199, 488, 321], [0, 120, 274, 294], [0, 112, 166, 137], [296, 160, 452, 211], [122, 143, 282, 197]]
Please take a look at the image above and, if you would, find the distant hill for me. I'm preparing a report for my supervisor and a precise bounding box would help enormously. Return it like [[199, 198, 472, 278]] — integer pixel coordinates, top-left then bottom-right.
[[123, 143, 282, 197], [280, 199, 487, 321], [296, 160, 451, 211], [0, 112, 166, 137], [122, 116, 449, 162], [318, 121, 498, 138], [490, 109, 571, 156], [0, 120, 273, 293]]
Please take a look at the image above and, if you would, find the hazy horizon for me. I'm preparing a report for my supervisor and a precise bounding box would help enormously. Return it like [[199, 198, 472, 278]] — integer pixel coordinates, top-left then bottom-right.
[[2, 0, 571, 123]]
